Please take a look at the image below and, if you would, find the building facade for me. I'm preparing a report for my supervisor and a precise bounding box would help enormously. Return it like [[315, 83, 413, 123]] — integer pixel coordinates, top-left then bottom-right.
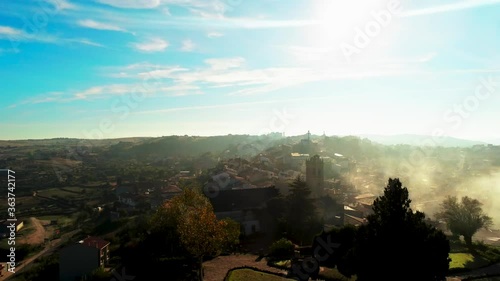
[[59, 237, 110, 281], [306, 155, 325, 198]]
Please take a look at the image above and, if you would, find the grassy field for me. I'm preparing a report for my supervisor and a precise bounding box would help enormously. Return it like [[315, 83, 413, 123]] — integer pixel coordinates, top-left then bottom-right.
[[225, 269, 294, 281]]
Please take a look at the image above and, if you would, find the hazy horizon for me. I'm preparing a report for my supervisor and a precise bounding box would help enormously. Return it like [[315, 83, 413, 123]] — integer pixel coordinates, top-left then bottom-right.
[[1, 132, 499, 148]]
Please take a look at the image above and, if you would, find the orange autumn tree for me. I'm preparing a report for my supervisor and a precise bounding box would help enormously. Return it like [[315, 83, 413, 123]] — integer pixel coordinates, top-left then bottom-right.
[[157, 188, 239, 281]]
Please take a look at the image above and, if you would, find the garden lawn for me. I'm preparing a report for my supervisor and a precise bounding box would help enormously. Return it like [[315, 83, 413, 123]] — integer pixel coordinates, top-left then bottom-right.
[[450, 253, 475, 269], [449, 253, 489, 269]]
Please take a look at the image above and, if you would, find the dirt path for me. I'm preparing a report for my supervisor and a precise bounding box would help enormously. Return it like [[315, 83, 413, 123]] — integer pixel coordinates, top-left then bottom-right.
[[0, 229, 80, 280], [203, 254, 288, 281], [18, 218, 45, 245]]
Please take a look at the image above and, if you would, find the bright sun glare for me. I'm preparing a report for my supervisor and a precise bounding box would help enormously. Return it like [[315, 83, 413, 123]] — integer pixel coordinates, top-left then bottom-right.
[[305, 0, 399, 66], [311, 0, 370, 45]]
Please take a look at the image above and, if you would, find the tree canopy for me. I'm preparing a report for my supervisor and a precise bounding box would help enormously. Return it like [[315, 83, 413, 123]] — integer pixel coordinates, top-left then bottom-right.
[[436, 196, 492, 246], [151, 188, 240, 280], [334, 178, 450, 281]]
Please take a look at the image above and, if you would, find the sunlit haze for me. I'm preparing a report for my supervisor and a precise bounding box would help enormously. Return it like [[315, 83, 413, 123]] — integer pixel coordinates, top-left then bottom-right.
[[1, 2, 500, 279]]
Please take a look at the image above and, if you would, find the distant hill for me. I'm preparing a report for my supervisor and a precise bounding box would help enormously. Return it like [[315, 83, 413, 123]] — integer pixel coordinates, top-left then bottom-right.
[[0, 137, 151, 147], [483, 138, 500, 145], [358, 134, 487, 147], [105, 134, 290, 160]]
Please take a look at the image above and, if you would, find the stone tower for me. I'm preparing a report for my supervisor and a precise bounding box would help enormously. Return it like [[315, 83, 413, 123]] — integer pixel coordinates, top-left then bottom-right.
[[306, 155, 324, 198], [299, 130, 313, 154]]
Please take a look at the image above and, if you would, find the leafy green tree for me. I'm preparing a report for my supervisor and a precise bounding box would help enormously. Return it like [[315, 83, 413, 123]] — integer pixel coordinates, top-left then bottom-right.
[[175, 193, 228, 280], [436, 196, 493, 247], [345, 178, 450, 281], [155, 188, 239, 281], [147, 191, 195, 257]]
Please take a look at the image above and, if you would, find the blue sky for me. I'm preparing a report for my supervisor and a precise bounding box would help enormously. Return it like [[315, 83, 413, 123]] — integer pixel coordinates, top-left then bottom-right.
[[1, 0, 499, 141]]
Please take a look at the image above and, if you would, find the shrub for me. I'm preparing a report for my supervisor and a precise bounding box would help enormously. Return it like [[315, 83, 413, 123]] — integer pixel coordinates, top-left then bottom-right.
[[268, 238, 294, 260]]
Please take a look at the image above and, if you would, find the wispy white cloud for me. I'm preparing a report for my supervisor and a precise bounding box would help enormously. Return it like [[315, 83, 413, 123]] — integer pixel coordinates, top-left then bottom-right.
[[159, 84, 203, 96], [204, 57, 245, 70], [188, 8, 224, 19], [166, 0, 500, 29], [12, 82, 202, 107], [104, 57, 419, 97], [9, 92, 66, 108], [101, 62, 183, 78], [53, 0, 498, 36], [402, 0, 500, 17], [133, 96, 337, 115], [130, 38, 169, 52], [74, 84, 137, 99], [66, 12, 319, 32], [175, 0, 227, 19], [66, 38, 104, 47], [285, 42, 438, 66], [136, 67, 189, 79], [77, 19, 129, 33], [95, 0, 230, 18], [0, 25, 57, 43], [155, 17, 319, 29], [95, 0, 161, 9], [107, 52, 482, 97], [180, 39, 195, 52], [17, 55, 500, 107], [45, 0, 78, 11], [14, 66, 500, 107], [0, 26, 21, 36], [207, 32, 224, 38], [0, 25, 102, 48]]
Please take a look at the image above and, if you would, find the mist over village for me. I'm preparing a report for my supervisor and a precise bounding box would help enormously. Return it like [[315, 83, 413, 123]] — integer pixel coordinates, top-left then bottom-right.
[[1, 0, 500, 281]]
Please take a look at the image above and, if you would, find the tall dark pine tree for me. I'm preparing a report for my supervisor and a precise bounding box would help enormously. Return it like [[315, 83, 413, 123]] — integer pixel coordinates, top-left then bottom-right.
[[286, 176, 321, 244], [346, 178, 450, 281]]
